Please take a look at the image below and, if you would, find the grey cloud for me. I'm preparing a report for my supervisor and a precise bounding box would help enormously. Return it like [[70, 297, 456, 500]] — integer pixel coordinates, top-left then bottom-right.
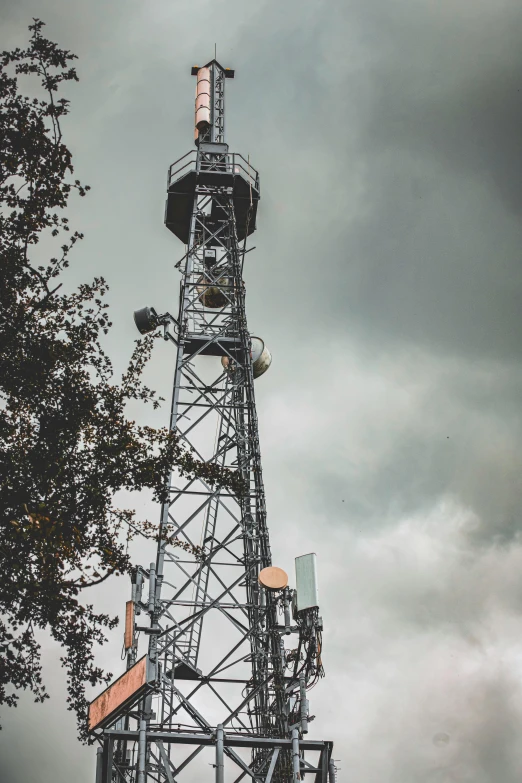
[[261, 342, 522, 547], [324, 3, 522, 362], [3, 1, 522, 782]]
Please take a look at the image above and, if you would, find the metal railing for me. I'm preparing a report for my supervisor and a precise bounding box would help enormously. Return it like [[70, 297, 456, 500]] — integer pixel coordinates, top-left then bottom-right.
[[167, 151, 260, 194]]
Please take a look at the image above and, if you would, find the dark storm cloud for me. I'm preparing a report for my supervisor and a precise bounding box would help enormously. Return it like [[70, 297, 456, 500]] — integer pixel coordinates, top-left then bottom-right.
[[322, 2, 522, 362], [361, 1, 522, 213]]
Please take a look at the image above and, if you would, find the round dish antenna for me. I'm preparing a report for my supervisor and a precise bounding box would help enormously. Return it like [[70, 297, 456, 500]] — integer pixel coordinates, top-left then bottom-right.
[[258, 566, 288, 591]]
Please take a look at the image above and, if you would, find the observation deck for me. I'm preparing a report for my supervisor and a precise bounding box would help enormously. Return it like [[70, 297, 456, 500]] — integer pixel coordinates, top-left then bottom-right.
[[164, 146, 260, 244]]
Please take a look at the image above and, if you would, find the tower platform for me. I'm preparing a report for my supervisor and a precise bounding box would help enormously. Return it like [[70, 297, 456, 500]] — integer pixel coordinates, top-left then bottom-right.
[[165, 148, 260, 243]]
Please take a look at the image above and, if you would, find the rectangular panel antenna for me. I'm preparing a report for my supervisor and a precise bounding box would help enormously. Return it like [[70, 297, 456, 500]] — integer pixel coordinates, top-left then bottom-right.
[[88, 656, 155, 732], [295, 553, 319, 611]]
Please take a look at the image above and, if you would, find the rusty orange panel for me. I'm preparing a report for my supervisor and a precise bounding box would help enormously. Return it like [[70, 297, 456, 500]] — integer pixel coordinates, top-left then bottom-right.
[[88, 656, 147, 732], [124, 600, 134, 651]]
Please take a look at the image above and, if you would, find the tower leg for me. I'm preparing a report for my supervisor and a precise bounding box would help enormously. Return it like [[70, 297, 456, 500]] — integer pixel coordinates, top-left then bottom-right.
[[137, 718, 147, 783], [291, 728, 300, 782], [216, 724, 224, 783], [95, 746, 102, 783], [101, 738, 113, 783]]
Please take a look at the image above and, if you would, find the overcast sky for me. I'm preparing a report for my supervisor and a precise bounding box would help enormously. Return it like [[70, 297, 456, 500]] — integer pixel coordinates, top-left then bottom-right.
[[2, 0, 522, 781]]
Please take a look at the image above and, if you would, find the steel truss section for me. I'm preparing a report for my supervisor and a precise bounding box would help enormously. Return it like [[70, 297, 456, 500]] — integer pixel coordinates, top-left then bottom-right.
[[91, 59, 336, 783], [97, 730, 335, 783]]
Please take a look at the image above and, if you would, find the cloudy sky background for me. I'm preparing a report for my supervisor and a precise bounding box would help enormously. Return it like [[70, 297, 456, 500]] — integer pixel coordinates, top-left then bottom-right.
[[2, 0, 522, 781]]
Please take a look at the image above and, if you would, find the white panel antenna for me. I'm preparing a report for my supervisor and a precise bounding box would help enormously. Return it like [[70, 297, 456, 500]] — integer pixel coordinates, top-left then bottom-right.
[[295, 553, 319, 611]]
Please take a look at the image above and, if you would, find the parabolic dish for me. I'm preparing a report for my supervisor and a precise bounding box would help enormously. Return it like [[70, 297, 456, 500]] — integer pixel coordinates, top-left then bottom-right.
[[258, 566, 288, 591]]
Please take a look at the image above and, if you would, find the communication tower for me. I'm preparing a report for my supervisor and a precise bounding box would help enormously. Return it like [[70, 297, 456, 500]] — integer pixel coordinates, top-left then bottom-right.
[[88, 59, 336, 783]]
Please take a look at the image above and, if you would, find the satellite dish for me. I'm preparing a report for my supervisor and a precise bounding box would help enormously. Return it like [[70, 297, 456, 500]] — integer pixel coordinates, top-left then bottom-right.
[[258, 566, 288, 591], [221, 336, 272, 379], [250, 337, 272, 378]]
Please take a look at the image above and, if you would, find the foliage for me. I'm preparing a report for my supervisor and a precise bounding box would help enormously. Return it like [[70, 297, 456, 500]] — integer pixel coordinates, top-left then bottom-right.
[[0, 20, 241, 740]]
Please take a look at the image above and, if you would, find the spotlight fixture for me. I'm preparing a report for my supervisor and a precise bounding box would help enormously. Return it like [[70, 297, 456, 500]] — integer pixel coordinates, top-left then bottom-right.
[[133, 306, 159, 335]]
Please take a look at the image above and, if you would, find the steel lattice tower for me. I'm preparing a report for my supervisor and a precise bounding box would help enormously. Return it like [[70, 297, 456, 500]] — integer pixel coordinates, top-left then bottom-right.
[[89, 60, 336, 783]]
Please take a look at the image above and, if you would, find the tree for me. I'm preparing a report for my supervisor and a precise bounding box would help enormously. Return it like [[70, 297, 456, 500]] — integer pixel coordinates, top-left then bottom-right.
[[0, 20, 242, 739]]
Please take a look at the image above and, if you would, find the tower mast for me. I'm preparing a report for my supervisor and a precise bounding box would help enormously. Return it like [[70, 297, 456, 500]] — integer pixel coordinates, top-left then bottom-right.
[[88, 59, 336, 783]]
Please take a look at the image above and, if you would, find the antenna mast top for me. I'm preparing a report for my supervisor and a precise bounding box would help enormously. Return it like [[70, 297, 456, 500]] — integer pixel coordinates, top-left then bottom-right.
[[191, 59, 234, 145]]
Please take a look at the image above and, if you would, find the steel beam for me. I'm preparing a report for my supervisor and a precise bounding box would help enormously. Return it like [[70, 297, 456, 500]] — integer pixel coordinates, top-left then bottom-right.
[[103, 730, 331, 752]]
